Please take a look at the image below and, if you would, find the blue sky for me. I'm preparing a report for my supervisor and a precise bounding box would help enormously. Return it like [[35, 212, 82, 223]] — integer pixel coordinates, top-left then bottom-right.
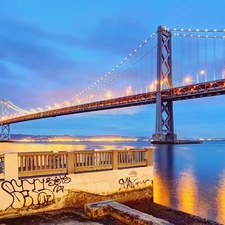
[[0, 0, 225, 138]]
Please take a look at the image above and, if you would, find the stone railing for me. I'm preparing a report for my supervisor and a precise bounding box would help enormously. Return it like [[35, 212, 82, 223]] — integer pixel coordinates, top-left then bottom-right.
[[0, 148, 153, 179], [18, 151, 68, 177]]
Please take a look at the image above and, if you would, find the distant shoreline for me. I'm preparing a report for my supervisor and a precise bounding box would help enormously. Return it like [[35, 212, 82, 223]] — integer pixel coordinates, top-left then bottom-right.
[[6, 134, 225, 143]]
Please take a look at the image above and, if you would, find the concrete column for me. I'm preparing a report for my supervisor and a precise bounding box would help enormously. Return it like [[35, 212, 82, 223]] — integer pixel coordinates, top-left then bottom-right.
[[4, 153, 18, 180], [67, 151, 75, 174], [146, 148, 153, 166], [112, 150, 118, 170]]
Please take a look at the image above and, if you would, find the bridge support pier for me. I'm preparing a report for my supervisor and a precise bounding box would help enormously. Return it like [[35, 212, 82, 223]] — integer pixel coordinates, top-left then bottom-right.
[[1, 99, 11, 141], [152, 26, 177, 143]]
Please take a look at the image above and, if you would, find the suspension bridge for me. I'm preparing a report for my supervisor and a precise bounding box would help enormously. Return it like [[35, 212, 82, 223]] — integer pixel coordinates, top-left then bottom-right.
[[1, 26, 225, 142]]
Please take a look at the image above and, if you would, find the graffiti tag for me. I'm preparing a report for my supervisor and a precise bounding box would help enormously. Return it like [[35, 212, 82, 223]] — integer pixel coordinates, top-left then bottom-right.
[[45, 175, 71, 193], [118, 177, 151, 191], [1, 175, 71, 210], [1, 178, 54, 210]]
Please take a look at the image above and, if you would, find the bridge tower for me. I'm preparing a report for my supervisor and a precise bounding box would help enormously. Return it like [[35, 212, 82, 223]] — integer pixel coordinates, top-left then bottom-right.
[[1, 99, 11, 141], [152, 26, 177, 143]]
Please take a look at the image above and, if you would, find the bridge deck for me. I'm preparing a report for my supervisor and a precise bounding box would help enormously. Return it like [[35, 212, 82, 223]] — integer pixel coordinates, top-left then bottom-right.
[[2, 79, 225, 125]]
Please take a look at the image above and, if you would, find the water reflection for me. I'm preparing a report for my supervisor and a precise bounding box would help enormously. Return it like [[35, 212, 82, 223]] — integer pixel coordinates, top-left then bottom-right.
[[176, 167, 198, 214], [153, 144, 175, 207], [153, 142, 225, 224], [216, 169, 225, 224], [0, 142, 148, 153]]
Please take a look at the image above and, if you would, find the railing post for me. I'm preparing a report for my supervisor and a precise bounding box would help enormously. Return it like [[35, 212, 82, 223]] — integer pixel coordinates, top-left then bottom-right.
[[146, 148, 153, 166], [112, 150, 118, 170], [4, 153, 18, 180], [67, 151, 75, 174]]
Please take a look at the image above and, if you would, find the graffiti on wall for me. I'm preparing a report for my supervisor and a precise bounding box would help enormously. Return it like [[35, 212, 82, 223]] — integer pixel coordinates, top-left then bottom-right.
[[118, 170, 151, 191], [46, 175, 71, 193], [1, 175, 71, 210]]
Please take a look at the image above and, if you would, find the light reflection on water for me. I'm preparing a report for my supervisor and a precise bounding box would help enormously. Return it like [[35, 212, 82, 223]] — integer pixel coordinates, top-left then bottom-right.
[[216, 169, 225, 223], [154, 141, 225, 224], [0, 141, 146, 153], [1, 141, 225, 223], [176, 167, 198, 215]]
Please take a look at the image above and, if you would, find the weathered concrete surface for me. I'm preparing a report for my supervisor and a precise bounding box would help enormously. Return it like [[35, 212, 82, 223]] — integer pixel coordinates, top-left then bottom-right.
[[85, 200, 174, 225], [0, 208, 120, 225], [0, 200, 222, 225], [0, 166, 153, 219]]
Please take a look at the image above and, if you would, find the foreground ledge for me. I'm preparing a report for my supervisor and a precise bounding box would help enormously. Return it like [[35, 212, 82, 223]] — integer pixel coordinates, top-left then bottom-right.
[[85, 200, 173, 225]]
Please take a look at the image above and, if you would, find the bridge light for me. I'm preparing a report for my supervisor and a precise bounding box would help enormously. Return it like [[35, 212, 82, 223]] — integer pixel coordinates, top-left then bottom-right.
[[183, 76, 192, 85], [107, 92, 111, 99], [126, 87, 132, 96], [200, 70, 205, 75], [150, 84, 154, 91]]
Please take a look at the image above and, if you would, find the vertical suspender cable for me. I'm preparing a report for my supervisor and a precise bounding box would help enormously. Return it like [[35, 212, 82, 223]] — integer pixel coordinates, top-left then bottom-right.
[[140, 45, 142, 94], [145, 41, 148, 92], [223, 31, 225, 78], [197, 33, 199, 83], [205, 32, 207, 82], [214, 32, 216, 80], [181, 34, 183, 85]]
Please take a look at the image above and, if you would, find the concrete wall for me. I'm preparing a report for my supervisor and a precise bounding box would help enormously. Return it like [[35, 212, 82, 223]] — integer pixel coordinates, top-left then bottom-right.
[[0, 166, 153, 218]]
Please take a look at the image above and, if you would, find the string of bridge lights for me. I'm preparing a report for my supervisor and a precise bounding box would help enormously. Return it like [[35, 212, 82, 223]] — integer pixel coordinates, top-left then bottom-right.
[[35, 31, 158, 113], [3, 30, 158, 118], [4, 27, 225, 119], [170, 28, 225, 39], [62, 31, 157, 106], [53, 28, 224, 110], [79, 43, 158, 104]]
